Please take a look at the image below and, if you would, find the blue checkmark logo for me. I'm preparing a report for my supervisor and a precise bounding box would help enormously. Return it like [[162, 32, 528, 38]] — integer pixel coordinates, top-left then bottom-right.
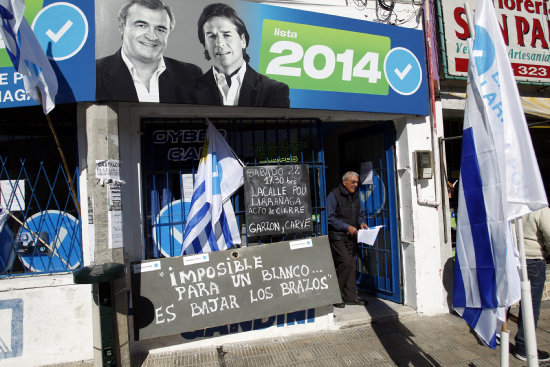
[[472, 26, 495, 77], [32, 2, 88, 61], [384, 47, 422, 96]]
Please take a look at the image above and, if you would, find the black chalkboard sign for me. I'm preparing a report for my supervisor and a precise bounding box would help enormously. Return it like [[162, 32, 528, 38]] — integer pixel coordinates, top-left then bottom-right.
[[243, 165, 313, 236], [131, 236, 341, 340]]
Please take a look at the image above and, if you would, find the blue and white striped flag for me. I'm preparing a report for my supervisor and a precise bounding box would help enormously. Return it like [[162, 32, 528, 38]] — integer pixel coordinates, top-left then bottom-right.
[[180, 122, 243, 255], [453, 0, 547, 349], [0, 0, 58, 114]]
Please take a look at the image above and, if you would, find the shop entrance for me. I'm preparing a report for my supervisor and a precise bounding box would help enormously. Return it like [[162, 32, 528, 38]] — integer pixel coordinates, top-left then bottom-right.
[[339, 123, 401, 303]]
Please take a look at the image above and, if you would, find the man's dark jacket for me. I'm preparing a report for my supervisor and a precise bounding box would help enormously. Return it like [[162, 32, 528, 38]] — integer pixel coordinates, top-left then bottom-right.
[[96, 49, 202, 103], [183, 64, 290, 107], [328, 184, 362, 241]]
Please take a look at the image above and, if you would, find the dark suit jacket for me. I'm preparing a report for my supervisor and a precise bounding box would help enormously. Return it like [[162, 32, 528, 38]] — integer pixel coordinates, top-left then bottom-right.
[[96, 49, 202, 103], [184, 65, 290, 108]]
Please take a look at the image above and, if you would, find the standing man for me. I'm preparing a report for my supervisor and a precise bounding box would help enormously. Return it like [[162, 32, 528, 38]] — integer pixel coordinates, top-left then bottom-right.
[[186, 3, 290, 107], [514, 207, 550, 361], [327, 171, 369, 308], [96, 0, 202, 103]]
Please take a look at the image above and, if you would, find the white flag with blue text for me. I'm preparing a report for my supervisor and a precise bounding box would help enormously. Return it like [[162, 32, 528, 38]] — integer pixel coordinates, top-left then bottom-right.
[[453, 0, 547, 349], [0, 0, 58, 114], [180, 122, 243, 255]]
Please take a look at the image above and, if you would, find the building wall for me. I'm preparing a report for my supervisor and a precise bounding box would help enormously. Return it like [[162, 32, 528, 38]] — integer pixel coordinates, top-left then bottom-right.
[[0, 274, 93, 367], [394, 109, 452, 315]]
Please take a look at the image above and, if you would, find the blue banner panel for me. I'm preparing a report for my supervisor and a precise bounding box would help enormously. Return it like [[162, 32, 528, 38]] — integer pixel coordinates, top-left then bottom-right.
[[0, 0, 95, 110], [95, 1, 429, 115]]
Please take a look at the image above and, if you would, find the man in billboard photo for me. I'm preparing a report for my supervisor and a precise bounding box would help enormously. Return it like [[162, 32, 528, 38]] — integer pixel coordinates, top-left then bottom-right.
[[327, 171, 369, 308], [185, 2, 290, 107], [96, 0, 202, 103]]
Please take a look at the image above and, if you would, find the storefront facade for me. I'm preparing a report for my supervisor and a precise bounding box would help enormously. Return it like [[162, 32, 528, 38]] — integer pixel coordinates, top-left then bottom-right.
[[0, 1, 453, 365]]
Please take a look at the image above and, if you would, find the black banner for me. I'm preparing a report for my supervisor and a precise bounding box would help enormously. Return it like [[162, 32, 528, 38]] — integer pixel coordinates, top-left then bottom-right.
[[243, 165, 312, 237], [131, 236, 340, 340]]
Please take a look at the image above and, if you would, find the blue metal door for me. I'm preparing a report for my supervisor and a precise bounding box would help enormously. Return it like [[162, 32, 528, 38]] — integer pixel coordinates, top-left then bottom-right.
[[339, 123, 401, 303]]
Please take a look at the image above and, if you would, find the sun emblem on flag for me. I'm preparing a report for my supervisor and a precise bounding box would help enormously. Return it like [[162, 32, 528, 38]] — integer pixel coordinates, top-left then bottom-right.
[[200, 138, 209, 163]]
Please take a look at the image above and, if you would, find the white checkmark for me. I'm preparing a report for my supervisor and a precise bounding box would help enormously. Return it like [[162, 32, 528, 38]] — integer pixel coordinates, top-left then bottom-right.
[[394, 64, 412, 80], [46, 20, 73, 43], [171, 225, 184, 245]]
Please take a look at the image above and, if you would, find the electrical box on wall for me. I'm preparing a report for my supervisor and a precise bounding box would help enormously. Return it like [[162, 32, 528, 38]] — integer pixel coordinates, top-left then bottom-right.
[[414, 150, 433, 179]]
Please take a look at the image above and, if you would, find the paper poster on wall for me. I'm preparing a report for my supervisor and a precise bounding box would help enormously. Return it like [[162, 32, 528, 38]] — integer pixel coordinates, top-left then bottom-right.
[[181, 174, 195, 203], [86, 196, 95, 264], [0, 180, 25, 211], [94, 0, 429, 115], [108, 183, 123, 249], [95, 159, 124, 185]]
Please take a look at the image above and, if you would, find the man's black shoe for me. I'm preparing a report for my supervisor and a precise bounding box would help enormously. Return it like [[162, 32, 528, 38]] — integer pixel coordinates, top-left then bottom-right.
[[333, 302, 345, 308], [514, 349, 550, 362], [345, 299, 367, 306]]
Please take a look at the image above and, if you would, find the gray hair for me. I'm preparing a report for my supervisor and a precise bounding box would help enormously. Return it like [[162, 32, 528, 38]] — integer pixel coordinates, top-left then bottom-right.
[[342, 171, 359, 181], [117, 0, 176, 33]]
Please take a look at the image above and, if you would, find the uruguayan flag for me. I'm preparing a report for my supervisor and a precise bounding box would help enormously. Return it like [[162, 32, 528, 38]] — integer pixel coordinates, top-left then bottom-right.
[[453, 0, 547, 349], [0, 0, 58, 114], [180, 122, 243, 255]]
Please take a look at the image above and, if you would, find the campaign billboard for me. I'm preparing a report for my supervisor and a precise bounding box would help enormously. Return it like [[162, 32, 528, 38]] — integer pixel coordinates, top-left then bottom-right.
[[1, 0, 429, 115], [438, 0, 550, 83]]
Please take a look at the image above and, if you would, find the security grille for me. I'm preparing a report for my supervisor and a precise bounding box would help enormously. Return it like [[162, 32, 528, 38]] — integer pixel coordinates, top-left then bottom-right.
[[141, 118, 326, 259], [0, 118, 81, 277]]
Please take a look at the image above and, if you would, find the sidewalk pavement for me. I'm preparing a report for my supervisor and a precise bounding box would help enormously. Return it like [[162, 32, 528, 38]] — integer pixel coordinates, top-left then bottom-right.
[[53, 298, 550, 367]]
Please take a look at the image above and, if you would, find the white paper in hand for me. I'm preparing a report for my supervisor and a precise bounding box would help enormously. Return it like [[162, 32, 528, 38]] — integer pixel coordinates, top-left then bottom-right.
[[357, 226, 384, 245]]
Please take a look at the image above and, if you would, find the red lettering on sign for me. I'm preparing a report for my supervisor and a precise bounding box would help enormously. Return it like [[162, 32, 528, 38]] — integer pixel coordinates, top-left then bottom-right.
[[454, 7, 469, 40], [515, 16, 530, 46], [530, 18, 549, 48]]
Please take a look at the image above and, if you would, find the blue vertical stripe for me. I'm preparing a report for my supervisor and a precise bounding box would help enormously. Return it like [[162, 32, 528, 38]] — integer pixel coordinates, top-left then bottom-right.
[[453, 252, 466, 306], [219, 209, 234, 248], [459, 127, 497, 308]]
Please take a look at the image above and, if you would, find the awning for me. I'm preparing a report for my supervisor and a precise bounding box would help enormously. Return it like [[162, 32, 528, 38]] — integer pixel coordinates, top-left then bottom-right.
[[521, 97, 550, 120], [447, 93, 550, 120]]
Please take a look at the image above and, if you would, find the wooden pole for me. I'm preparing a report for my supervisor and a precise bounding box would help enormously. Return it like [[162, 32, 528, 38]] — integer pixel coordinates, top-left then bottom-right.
[[44, 112, 81, 216], [35, 87, 81, 216]]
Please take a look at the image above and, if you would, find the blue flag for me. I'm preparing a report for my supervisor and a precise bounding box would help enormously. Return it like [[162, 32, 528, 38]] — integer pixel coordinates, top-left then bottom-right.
[[453, 0, 547, 349]]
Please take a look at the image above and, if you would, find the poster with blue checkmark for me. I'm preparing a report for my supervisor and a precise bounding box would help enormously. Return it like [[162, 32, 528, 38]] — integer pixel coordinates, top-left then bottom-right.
[[93, 0, 428, 115], [0, 0, 94, 109], [1, 0, 428, 115]]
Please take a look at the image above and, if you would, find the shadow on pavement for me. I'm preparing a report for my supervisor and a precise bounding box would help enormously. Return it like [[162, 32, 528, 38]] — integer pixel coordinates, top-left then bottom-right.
[[366, 300, 441, 366]]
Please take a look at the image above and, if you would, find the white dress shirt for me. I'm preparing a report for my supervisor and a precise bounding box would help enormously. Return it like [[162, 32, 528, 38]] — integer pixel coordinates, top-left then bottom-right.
[[212, 61, 247, 106], [121, 49, 166, 103]]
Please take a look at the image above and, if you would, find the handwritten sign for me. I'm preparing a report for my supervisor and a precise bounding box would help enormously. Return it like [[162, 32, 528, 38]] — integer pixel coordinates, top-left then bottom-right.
[[243, 165, 312, 237], [131, 236, 340, 340]]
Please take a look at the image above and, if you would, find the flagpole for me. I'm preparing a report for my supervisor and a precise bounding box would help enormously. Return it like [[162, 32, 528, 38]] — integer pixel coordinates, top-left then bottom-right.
[[463, 4, 514, 366], [516, 217, 539, 365]]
